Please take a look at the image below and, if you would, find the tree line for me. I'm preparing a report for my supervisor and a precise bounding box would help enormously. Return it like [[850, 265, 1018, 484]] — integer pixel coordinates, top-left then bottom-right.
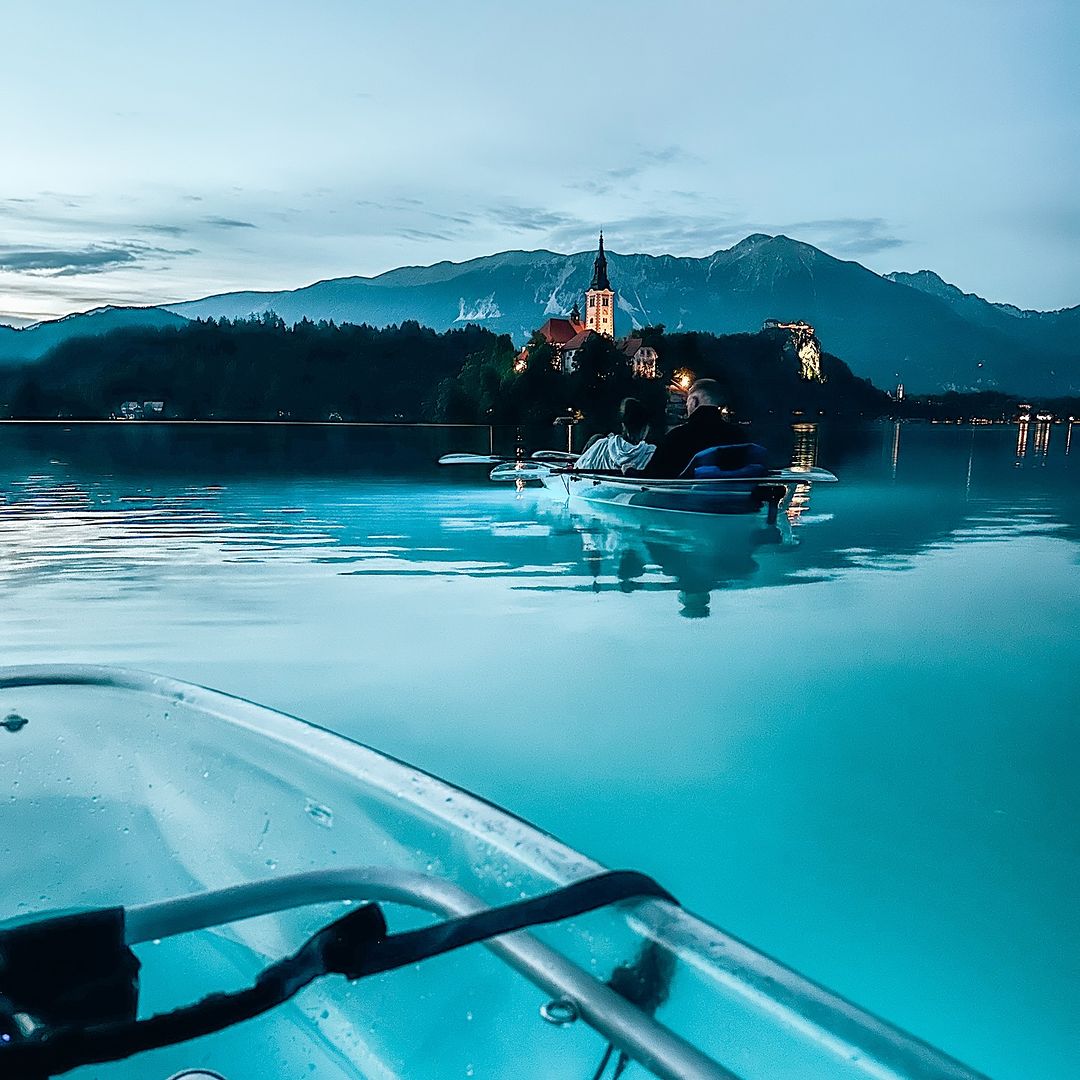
[[0, 312, 896, 428]]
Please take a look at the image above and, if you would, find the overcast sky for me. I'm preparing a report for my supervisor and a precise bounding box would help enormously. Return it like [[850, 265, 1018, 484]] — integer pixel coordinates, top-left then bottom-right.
[[2, 0, 1077, 322]]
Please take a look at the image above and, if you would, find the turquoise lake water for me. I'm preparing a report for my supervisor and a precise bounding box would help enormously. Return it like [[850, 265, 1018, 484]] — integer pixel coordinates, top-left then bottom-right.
[[1, 420, 1076, 1079]]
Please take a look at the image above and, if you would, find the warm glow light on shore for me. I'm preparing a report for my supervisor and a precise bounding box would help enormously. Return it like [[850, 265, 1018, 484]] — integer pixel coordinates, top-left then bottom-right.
[[672, 368, 694, 392]]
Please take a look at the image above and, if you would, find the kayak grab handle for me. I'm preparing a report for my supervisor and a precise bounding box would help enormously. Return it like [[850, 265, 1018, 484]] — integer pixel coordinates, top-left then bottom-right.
[[125, 866, 734, 1080]]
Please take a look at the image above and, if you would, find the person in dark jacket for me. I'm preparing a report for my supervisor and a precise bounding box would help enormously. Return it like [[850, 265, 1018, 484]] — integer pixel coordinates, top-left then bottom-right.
[[641, 379, 749, 477]]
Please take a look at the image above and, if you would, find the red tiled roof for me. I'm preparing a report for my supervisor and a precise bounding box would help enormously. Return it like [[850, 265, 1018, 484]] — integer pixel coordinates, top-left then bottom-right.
[[621, 337, 643, 355], [537, 318, 582, 346], [563, 329, 595, 351]]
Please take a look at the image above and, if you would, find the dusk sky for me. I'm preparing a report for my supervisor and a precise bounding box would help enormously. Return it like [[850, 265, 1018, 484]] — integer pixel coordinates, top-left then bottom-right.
[[2, 0, 1077, 323]]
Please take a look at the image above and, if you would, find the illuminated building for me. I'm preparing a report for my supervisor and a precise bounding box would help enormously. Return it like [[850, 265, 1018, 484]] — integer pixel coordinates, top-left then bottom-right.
[[515, 234, 659, 377], [584, 232, 615, 338], [621, 338, 659, 378]]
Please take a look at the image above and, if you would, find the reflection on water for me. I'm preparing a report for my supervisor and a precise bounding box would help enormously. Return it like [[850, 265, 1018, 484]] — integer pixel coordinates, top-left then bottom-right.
[[1034, 418, 1051, 458], [888, 418, 901, 478], [0, 419, 1076, 612], [533, 503, 794, 618], [786, 421, 819, 522], [0, 420, 1078, 1080]]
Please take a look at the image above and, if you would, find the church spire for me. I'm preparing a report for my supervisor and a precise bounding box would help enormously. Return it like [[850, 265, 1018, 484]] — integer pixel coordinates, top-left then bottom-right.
[[589, 231, 611, 291], [584, 230, 615, 337]]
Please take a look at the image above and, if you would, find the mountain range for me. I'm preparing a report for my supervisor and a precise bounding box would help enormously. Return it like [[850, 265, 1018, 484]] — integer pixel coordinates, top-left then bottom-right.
[[2, 235, 1076, 395]]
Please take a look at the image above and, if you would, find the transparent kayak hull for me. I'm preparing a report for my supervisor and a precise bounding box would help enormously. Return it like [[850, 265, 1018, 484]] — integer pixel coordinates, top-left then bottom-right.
[[0, 666, 983, 1080], [489, 460, 837, 517]]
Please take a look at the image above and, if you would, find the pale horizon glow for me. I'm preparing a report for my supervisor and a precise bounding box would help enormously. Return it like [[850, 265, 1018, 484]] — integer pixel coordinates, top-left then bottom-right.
[[2, 0, 1078, 323]]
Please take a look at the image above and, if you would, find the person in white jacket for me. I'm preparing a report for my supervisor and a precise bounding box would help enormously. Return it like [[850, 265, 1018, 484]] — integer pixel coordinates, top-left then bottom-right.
[[574, 397, 656, 474]]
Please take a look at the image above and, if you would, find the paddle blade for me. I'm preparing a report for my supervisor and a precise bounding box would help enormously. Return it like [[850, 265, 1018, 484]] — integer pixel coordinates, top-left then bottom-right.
[[531, 450, 578, 463], [438, 454, 505, 466]]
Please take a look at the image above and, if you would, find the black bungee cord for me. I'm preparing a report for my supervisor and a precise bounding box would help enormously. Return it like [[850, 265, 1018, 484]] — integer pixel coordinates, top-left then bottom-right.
[[0, 870, 678, 1079]]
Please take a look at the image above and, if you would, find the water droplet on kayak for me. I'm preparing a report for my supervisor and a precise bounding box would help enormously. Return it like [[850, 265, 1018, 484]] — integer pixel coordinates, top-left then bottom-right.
[[305, 799, 333, 828], [1, 712, 28, 733]]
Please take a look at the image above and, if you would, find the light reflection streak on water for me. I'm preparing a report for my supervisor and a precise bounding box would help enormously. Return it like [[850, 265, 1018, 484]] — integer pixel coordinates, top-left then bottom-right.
[[785, 422, 819, 524], [1015, 419, 1029, 463]]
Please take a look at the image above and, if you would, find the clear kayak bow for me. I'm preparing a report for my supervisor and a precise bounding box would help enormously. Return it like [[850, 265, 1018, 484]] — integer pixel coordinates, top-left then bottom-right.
[[0, 667, 985, 1080]]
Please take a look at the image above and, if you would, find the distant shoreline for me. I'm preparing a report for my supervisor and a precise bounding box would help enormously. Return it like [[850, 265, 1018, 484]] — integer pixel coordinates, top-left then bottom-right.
[[0, 419, 490, 428], [0, 416, 1071, 428]]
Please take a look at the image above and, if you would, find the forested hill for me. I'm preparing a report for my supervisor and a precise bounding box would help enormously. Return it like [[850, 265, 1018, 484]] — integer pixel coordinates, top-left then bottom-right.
[[0, 314, 887, 426]]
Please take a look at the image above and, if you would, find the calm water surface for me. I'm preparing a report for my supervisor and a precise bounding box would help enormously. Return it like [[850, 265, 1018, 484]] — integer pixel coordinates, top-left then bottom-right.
[[1, 421, 1077, 1079]]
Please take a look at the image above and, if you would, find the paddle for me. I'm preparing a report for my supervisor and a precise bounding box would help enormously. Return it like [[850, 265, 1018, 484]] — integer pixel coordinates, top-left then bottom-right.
[[438, 450, 579, 466], [530, 450, 578, 463], [438, 453, 512, 465]]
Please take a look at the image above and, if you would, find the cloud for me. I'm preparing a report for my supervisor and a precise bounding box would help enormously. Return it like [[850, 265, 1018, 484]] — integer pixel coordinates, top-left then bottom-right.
[[565, 144, 703, 196], [426, 210, 476, 227], [0, 245, 140, 274], [135, 223, 189, 237], [202, 216, 257, 229], [786, 217, 904, 255], [0, 240, 197, 278], [486, 204, 580, 232], [399, 227, 455, 242], [549, 213, 735, 253], [642, 145, 696, 166], [544, 211, 905, 261]]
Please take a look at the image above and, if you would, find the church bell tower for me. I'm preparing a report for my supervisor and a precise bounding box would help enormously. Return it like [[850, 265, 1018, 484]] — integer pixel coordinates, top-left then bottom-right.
[[584, 232, 615, 338]]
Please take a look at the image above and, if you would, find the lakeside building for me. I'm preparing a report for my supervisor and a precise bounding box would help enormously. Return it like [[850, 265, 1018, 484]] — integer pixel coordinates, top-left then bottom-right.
[[517, 233, 660, 377], [117, 400, 165, 420]]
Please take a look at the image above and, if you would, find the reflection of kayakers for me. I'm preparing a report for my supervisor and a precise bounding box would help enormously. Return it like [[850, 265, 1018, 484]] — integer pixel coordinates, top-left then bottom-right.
[[641, 379, 749, 478], [648, 521, 784, 619], [575, 397, 656, 473]]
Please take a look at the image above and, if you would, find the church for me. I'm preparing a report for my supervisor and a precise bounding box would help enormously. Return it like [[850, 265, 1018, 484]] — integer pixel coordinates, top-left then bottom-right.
[[517, 234, 659, 379]]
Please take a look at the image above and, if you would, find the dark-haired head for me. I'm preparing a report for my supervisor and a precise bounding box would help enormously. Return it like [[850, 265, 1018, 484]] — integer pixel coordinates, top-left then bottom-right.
[[619, 397, 650, 443], [686, 378, 725, 415]]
